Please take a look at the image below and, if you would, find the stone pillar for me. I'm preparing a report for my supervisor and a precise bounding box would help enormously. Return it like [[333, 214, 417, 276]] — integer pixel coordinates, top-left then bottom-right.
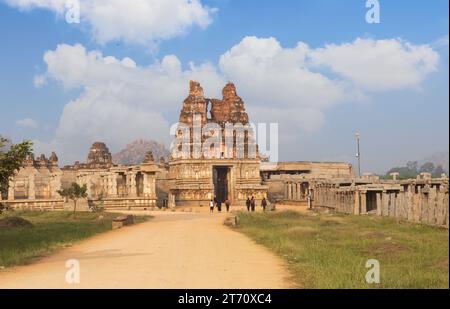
[[389, 193, 396, 217], [382, 191, 389, 216], [128, 172, 137, 197], [8, 179, 15, 201], [354, 190, 360, 215], [50, 174, 61, 199], [84, 177, 93, 198], [109, 173, 117, 197], [143, 173, 155, 198], [360, 191, 367, 214], [376, 192, 382, 216], [407, 185, 414, 222], [307, 188, 313, 209], [429, 186, 437, 225], [142, 173, 149, 197], [28, 174, 35, 200], [168, 191, 176, 208], [102, 176, 108, 197], [150, 176, 156, 198], [390, 172, 400, 181]]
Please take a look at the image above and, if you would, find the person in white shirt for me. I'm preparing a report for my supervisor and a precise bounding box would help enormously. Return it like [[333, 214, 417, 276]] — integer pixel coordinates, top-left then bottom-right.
[[209, 199, 214, 213]]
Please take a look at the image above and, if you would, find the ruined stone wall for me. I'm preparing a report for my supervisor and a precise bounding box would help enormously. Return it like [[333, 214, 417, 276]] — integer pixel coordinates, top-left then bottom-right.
[[265, 174, 311, 203], [7, 147, 161, 210], [312, 179, 449, 228], [262, 162, 354, 203]]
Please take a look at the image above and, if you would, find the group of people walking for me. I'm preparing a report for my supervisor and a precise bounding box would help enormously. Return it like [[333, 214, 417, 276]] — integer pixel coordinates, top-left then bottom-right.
[[245, 196, 268, 212], [209, 196, 268, 213], [209, 198, 231, 213]]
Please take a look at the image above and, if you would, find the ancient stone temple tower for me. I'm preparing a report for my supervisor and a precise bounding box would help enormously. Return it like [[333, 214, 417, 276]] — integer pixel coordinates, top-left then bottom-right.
[[86, 142, 113, 169], [168, 81, 267, 207]]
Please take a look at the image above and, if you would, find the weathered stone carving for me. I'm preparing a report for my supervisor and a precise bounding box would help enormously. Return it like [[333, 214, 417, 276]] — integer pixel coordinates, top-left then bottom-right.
[[143, 151, 155, 163], [87, 142, 113, 169], [7, 142, 161, 210], [169, 81, 267, 207]]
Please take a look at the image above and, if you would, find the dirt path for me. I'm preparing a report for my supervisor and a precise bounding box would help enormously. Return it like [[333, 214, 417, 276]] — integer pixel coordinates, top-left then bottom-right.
[[0, 212, 292, 289]]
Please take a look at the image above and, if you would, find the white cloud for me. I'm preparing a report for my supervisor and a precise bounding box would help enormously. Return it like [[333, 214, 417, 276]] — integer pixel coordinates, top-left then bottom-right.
[[33, 37, 439, 164], [16, 118, 39, 128], [309, 38, 439, 91], [432, 35, 449, 50], [33, 43, 224, 164], [219, 36, 353, 111], [4, 0, 215, 46], [4, 0, 66, 13]]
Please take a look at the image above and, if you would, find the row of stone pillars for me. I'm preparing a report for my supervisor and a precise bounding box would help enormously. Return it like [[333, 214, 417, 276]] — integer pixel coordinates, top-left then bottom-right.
[[284, 182, 309, 200], [102, 171, 156, 199], [7, 174, 62, 201]]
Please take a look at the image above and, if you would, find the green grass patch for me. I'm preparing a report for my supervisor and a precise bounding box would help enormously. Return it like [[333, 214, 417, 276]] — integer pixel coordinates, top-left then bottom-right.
[[235, 210, 449, 288], [0, 211, 150, 268]]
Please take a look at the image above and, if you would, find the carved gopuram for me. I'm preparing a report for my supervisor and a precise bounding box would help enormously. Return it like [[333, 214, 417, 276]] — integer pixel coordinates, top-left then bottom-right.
[[168, 81, 268, 207], [7, 143, 161, 210]]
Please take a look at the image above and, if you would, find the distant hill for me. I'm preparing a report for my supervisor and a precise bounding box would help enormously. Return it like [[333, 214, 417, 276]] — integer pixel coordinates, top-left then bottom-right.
[[420, 151, 449, 173], [112, 139, 170, 165]]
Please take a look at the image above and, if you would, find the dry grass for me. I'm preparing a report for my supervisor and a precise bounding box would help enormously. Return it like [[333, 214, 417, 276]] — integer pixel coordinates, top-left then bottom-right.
[[0, 211, 150, 268], [235, 210, 449, 288]]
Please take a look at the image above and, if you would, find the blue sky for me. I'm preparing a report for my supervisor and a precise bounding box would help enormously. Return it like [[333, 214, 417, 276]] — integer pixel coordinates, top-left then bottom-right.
[[0, 0, 448, 173]]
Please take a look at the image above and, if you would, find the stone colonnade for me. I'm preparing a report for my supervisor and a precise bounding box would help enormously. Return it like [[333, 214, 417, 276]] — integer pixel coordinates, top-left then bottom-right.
[[7, 172, 62, 201], [312, 180, 449, 228], [76, 169, 157, 200], [284, 181, 310, 201], [7, 167, 158, 210]]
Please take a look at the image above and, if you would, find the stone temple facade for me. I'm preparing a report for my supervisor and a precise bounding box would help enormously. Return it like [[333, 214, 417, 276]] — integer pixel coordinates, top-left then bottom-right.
[[5, 142, 162, 210], [168, 81, 268, 207]]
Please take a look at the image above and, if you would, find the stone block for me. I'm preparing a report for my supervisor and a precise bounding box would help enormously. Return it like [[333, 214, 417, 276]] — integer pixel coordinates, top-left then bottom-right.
[[224, 216, 239, 227], [112, 215, 134, 229]]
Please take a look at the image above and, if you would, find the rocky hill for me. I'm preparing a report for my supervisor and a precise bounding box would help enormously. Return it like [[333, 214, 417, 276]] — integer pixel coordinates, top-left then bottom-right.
[[112, 139, 170, 165]]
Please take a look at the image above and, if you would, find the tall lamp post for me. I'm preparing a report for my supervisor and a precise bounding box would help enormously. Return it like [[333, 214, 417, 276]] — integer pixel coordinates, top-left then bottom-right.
[[355, 131, 361, 178]]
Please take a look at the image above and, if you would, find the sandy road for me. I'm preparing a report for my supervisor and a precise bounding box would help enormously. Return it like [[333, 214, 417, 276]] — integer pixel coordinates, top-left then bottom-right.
[[0, 212, 292, 289]]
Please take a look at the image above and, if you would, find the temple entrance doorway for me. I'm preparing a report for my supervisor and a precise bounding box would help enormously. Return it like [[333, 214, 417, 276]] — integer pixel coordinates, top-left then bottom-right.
[[213, 166, 230, 203]]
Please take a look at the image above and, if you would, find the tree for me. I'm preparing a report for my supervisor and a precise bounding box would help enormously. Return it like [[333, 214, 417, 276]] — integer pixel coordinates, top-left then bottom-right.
[[386, 166, 418, 180], [0, 136, 33, 199], [433, 165, 446, 178], [419, 162, 435, 174], [58, 183, 88, 215], [406, 161, 419, 173]]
